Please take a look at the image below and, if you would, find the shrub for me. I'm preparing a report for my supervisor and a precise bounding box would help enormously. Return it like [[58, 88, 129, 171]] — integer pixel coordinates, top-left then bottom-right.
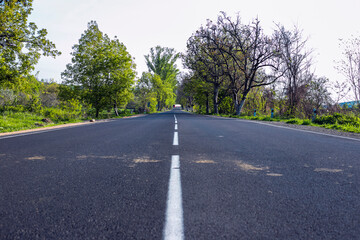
[[3, 105, 25, 112], [286, 118, 301, 124], [302, 119, 312, 125], [26, 95, 42, 113], [314, 113, 360, 127], [42, 107, 82, 122], [261, 116, 274, 121]]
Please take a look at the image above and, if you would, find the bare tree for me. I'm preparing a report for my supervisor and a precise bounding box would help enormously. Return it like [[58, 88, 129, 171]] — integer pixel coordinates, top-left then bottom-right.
[[336, 36, 360, 101], [302, 76, 331, 117], [274, 24, 314, 116], [183, 28, 228, 114], [207, 12, 284, 115]]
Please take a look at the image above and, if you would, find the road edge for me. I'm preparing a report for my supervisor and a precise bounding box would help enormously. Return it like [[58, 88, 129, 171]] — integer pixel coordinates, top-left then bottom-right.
[[0, 114, 146, 137]]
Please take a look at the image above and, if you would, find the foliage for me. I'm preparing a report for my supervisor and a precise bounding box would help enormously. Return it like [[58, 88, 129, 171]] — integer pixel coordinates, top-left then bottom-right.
[[182, 12, 285, 115], [61, 21, 136, 117], [0, 0, 60, 87], [143, 46, 179, 110], [286, 118, 301, 124], [314, 112, 360, 127], [134, 72, 157, 113]]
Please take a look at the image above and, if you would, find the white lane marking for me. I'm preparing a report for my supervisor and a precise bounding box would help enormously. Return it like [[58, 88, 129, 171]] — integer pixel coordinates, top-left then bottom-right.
[[175, 124, 178, 130], [174, 114, 177, 121], [173, 132, 179, 146], [164, 155, 184, 240]]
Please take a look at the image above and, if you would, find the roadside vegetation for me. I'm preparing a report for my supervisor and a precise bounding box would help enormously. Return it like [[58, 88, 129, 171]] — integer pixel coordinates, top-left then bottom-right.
[[208, 112, 360, 134], [1, 1, 360, 134], [177, 12, 360, 134]]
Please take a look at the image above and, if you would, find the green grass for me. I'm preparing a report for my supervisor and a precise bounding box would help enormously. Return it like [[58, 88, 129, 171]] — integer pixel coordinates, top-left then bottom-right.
[[0, 111, 88, 133], [1, 111, 51, 133], [0, 108, 139, 133], [207, 112, 360, 134]]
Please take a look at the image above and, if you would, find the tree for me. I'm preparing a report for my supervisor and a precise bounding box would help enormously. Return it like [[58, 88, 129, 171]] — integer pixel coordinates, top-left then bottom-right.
[[187, 12, 284, 115], [0, 0, 60, 87], [134, 72, 157, 113], [275, 24, 313, 116], [336, 36, 360, 101], [183, 29, 229, 114], [177, 71, 213, 113], [61, 21, 136, 117], [144, 46, 179, 110], [302, 76, 331, 117], [217, 13, 284, 115]]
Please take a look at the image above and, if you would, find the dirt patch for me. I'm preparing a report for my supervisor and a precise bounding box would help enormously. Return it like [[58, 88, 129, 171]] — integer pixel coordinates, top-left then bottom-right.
[[235, 160, 269, 172], [194, 160, 216, 164]]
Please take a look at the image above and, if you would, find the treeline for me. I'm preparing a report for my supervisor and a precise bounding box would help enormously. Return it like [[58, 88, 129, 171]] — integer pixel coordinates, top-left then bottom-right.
[[177, 12, 360, 119], [2, 1, 360, 125], [0, 0, 179, 122]]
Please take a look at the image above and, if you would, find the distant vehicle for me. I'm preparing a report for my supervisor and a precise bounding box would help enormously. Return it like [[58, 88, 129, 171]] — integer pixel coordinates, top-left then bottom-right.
[[173, 104, 182, 109]]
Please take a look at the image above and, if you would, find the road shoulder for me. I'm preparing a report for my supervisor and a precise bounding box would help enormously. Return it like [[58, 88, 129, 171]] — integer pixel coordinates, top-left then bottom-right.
[[0, 114, 146, 137], [206, 114, 360, 140]]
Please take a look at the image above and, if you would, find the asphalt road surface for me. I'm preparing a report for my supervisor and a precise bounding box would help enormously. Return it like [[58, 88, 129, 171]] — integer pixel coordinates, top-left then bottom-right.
[[1, 110, 359, 239]]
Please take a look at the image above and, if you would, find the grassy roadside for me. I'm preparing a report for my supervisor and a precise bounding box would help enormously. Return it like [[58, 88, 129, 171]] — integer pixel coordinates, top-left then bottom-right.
[[0, 110, 136, 133], [207, 113, 360, 134]]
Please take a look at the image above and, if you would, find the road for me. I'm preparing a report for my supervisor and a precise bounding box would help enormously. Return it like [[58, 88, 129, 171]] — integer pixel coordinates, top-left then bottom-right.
[[1, 110, 359, 239]]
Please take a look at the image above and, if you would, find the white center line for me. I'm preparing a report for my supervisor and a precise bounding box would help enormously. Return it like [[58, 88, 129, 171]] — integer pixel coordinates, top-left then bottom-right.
[[164, 155, 184, 240], [173, 132, 179, 146], [175, 124, 178, 130]]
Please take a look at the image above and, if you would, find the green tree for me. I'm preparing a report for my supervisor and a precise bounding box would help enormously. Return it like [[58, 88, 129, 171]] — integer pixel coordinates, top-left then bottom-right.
[[0, 0, 60, 87], [134, 72, 157, 113], [144, 46, 179, 110], [61, 21, 136, 117]]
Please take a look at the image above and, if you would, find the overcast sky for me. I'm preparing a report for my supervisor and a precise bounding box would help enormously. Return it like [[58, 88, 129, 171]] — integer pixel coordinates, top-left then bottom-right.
[[30, 0, 360, 93]]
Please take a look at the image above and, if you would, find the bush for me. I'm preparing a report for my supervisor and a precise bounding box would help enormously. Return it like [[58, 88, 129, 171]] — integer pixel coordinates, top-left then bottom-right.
[[26, 95, 42, 113], [314, 113, 360, 127], [42, 107, 82, 122], [286, 118, 301, 124], [3, 105, 25, 113], [302, 119, 312, 125], [261, 116, 274, 121]]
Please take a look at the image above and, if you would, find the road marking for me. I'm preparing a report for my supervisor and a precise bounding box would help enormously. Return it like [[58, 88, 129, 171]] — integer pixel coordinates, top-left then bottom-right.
[[174, 114, 177, 121], [164, 155, 184, 240], [175, 124, 178, 130], [173, 132, 178, 146]]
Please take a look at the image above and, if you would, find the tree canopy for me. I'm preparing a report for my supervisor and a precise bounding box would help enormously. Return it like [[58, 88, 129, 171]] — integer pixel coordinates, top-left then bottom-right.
[[0, 0, 60, 88], [142, 46, 179, 110], [61, 21, 136, 117]]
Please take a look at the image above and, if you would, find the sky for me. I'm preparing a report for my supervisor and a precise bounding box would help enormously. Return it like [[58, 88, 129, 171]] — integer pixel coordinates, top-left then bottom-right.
[[29, 0, 360, 99]]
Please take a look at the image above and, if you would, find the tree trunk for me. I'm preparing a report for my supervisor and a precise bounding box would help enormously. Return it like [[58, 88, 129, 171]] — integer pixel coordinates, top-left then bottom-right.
[[206, 93, 209, 114], [213, 84, 219, 114], [95, 108, 99, 118], [113, 101, 119, 116], [236, 96, 247, 115], [157, 100, 161, 111]]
